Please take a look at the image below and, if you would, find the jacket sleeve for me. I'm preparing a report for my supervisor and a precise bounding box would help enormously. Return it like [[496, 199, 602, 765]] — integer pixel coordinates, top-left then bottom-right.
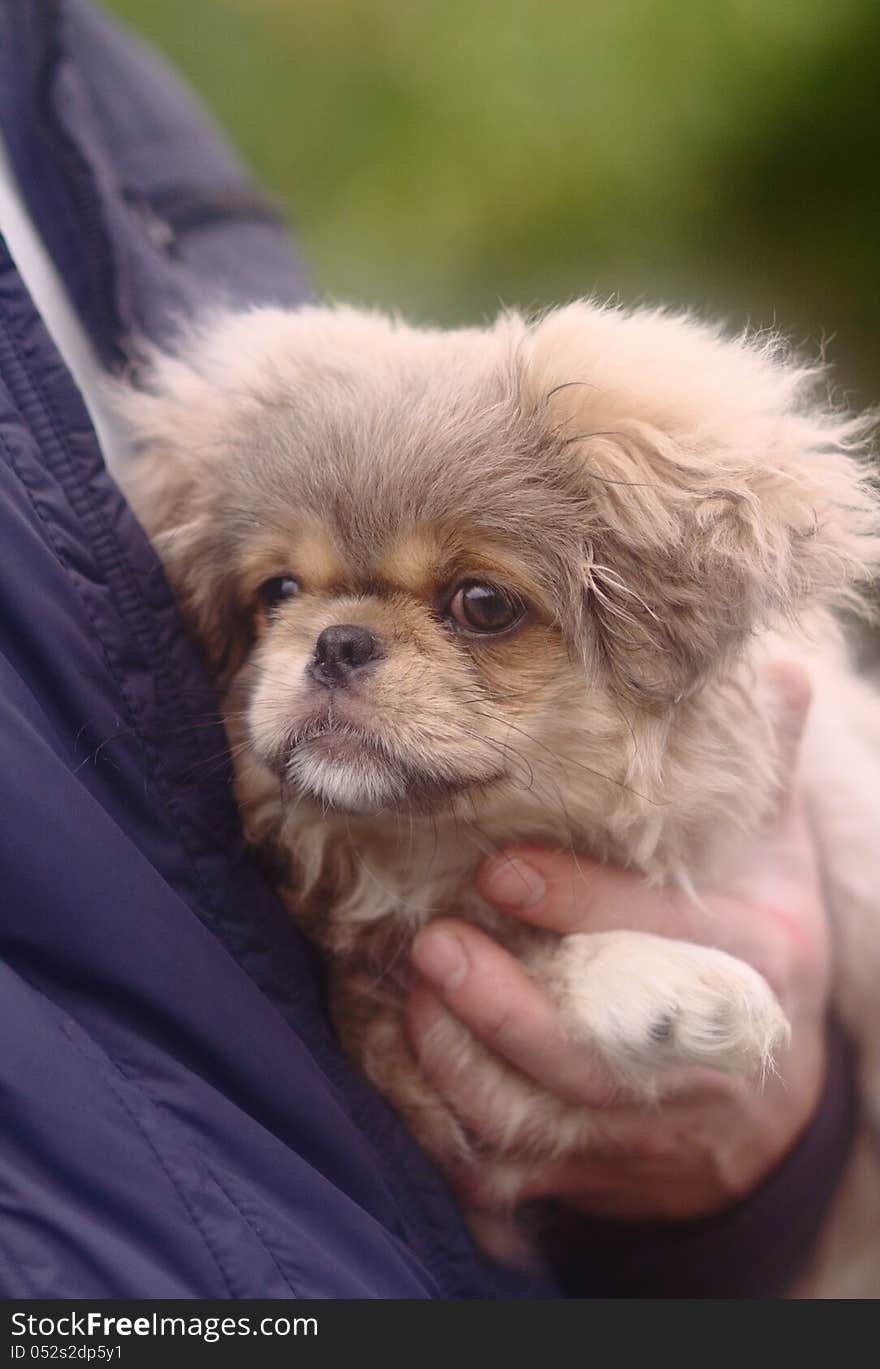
[[0, 0, 502, 1300]]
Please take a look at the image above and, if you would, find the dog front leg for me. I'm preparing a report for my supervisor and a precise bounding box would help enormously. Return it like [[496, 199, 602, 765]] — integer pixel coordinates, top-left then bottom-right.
[[535, 930, 790, 1097]]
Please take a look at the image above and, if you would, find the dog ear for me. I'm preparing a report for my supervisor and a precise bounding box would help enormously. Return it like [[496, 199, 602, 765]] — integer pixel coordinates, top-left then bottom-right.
[[107, 304, 388, 685], [523, 303, 880, 706], [107, 351, 252, 685]]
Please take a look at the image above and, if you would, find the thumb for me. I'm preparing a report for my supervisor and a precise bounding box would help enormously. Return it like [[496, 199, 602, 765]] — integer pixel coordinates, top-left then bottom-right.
[[725, 661, 822, 926], [765, 660, 812, 819]]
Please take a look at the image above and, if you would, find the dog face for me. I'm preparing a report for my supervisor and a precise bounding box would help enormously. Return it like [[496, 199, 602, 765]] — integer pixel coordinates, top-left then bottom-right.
[[232, 517, 580, 815], [117, 302, 878, 828]]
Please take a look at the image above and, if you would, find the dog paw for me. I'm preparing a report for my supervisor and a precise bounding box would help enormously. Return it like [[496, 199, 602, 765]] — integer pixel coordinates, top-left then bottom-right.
[[549, 930, 790, 1094]]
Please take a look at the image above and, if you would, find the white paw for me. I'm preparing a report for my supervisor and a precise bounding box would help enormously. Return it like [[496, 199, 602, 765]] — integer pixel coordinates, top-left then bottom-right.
[[549, 931, 790, 1093]]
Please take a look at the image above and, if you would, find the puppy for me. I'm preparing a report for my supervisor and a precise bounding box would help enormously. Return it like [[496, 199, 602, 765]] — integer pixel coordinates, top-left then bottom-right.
[[113, 301, 880, 1294]]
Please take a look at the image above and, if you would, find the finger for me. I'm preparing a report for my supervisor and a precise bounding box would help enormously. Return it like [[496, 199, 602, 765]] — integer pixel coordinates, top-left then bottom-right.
[[406, 986, 535, 1148], [765, 660, 812, 818], [443, 1075, 756, 1215], [407, 985, 695, 1153], [714, 663, 825, 972], [513, 1153, 650, 1209], [477, 843, 810, 1000], [445, 1151, 658, 1217], [476, 846, 692, 939], [408, 921, 621, 1106], [511, 1153, 728, 1219], [715, 798, 829, 998]]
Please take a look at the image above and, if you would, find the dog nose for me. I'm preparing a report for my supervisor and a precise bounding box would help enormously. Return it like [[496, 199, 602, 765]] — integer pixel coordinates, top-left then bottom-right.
[[310, 624, 383, 687]]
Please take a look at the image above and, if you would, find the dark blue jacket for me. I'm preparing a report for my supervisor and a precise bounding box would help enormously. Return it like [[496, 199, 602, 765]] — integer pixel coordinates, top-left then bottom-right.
[[0, 0, 854, 1301], [0, 0, 530, 1299]]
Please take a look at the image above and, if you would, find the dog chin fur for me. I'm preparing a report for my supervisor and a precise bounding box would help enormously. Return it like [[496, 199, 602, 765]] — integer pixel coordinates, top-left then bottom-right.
[[110, 298, 880, 1294], [287, 740, 406, 813]]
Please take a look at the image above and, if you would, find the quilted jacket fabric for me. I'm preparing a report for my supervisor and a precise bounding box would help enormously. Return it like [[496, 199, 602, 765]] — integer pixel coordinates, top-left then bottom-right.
[[0, 0, 534, 1299]]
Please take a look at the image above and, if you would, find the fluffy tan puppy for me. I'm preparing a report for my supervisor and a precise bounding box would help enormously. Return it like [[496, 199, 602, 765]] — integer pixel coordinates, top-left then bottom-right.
[[113, 301, 880, 1294]]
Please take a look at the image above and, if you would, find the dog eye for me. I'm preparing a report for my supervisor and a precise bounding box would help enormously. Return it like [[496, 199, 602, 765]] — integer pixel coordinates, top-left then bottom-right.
[[448, 582, 524, 634], [259, 575, 300, 610]]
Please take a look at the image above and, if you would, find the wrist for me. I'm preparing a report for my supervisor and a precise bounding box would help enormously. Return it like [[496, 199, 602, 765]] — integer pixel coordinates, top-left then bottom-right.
[[717, 1018, 828, 1212], [543, 1016, 856, 1297]]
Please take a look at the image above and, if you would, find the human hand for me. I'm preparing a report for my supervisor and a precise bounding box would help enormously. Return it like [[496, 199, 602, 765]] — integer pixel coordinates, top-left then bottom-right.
[[407, 670, 831, 1221]]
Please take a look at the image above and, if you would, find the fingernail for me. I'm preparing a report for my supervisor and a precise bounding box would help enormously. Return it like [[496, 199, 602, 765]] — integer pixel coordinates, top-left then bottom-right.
[[482, 857, 546, 909], [411, 929, 468, 991]]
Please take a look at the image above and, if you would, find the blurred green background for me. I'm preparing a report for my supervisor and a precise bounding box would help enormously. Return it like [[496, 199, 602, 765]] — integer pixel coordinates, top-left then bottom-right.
[[105, 0, 879, 404]]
